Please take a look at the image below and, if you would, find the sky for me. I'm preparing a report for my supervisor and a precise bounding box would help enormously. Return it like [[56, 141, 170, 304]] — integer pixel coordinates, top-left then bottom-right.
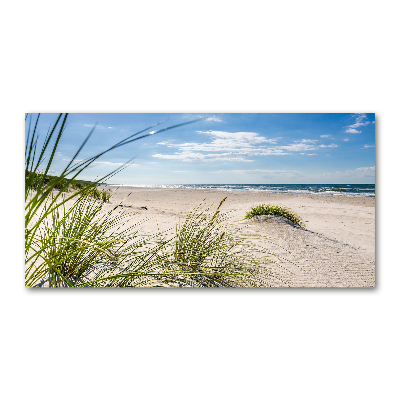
[[27, 113, 376, 185]]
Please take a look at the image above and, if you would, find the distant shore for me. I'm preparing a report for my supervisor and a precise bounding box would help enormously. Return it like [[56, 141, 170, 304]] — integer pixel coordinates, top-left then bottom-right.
[[103, 183, 375, 197], [101, 186, 375, 287]]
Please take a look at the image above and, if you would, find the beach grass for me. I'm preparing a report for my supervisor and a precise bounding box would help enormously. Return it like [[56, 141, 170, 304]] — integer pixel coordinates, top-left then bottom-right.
[[245, 204, 304, 227], [161, 197, 260, 287], [26, 171, 112, 202], [26, 194, 139, 287], [25, 113, 263, 287]]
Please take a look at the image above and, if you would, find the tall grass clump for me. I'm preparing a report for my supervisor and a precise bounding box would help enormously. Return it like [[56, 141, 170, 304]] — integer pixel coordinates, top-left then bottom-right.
[[26, 195, 143, 287], [25, 113, 262, 287], [245, 204, 304, 227], [157, 197, 260, 287], [86, 186, 112, 202], [26, 170, 92, 194]]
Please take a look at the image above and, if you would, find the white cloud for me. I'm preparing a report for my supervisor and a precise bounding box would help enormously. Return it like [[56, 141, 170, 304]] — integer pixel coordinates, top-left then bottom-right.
[[198, 130, 278, 144], [275, 139, 319, 152], [344, 113, 370, 133], [212, 169, 304, 178], [345, 128, 361, 134], [204, 116, 223, 123], [83, 123, 115, 130], [362, 144, 375, 149], [347, 166, 375, 177], [155, 132, 328, 163], [344, 138, 350, 142], [319, 143, 338, 148], [320, 135, 330, 138], [92, 160, 136, 167], [277, 143, 317, 152], [323, 166, 375, 178], [155, 131, 288, 162], [152, 152, 252, 162], [299, 139, 318, 143]]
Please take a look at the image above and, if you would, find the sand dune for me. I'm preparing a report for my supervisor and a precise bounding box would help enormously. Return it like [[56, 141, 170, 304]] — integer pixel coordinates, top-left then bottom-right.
[[100, 186, 375, 287]]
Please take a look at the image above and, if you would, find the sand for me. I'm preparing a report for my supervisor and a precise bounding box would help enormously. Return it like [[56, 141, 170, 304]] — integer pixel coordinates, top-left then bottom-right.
[[100, 186, 375, 288]]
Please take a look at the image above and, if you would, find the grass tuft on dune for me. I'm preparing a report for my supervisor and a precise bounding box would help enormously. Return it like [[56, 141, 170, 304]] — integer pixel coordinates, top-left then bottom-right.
[[245, 204, 304, 227]]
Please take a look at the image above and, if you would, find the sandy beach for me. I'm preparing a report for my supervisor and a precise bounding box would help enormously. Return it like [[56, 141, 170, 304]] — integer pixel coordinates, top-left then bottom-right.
[[100, 186, 375, 287]]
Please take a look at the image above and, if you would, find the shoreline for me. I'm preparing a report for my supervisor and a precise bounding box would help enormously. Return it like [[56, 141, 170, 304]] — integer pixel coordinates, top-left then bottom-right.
[[102, 184, 375, 198], [104, 185, 375, 207]]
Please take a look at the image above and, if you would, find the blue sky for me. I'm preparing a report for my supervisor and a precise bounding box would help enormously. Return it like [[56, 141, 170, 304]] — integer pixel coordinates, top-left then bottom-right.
[[28, 113, 375, 184]]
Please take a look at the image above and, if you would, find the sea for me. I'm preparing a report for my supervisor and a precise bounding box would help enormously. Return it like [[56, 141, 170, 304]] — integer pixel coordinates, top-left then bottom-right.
[[122, 184, 375, 197]]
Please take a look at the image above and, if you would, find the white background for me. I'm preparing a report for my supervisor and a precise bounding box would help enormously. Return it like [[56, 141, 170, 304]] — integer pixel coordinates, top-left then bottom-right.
[[1, 1, 399, 399]]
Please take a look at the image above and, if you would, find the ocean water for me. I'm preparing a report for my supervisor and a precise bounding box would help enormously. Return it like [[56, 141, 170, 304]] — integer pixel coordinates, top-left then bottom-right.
[[126, 184, 375, 197]]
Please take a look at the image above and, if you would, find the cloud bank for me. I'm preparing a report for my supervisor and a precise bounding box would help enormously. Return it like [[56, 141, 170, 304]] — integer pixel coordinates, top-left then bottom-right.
[[153, 131, 336, 162]]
